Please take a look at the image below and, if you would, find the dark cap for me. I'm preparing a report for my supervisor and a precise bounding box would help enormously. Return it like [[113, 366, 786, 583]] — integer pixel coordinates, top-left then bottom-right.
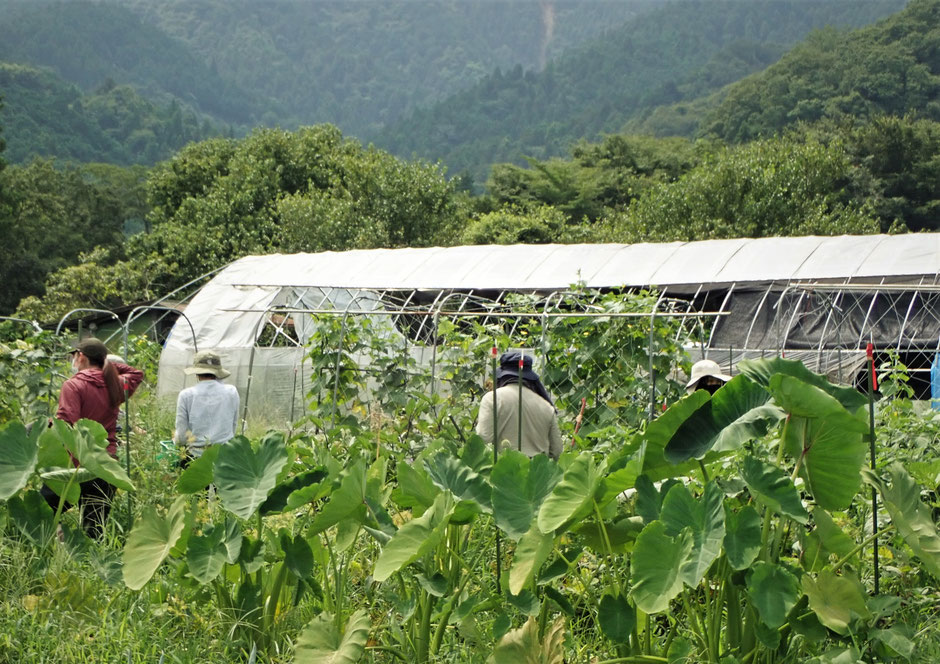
[[496, 351, 541, 383], [70, 338, 110, 364]]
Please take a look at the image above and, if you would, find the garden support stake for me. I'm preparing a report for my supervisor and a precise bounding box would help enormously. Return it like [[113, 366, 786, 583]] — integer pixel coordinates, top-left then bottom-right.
[[866, 342, 879, 595]]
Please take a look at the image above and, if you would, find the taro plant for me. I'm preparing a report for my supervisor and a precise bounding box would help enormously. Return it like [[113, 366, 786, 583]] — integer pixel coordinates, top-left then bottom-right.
[[364, 434, 502, 663], [0, 418, 135, 551], [120, 431, 362, 657], [439, 357, 940, 662], [602, 357, 940, 662]]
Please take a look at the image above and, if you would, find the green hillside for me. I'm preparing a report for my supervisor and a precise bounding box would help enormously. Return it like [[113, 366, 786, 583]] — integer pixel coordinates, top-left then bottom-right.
[[374, 0, 906, 183], [0, 63, 223, 165], [115, 0, 653, 137], [700, 0, 940, 142], [0, 0, 269, 126]]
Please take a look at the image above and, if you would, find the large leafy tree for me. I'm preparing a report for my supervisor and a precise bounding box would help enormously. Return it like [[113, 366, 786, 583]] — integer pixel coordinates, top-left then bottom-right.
[[0, 159, 126, 315], [21, 125, 464, 321], [133, 125, 462, 292], [840, 115, 940, 232], [609, 136, 881, 242], [485, 134, 699, 225]]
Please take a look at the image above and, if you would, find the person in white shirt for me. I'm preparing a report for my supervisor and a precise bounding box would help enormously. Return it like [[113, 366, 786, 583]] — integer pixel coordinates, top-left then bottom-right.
[[174, 350, 240, 467], [476, 351, 562, 461]]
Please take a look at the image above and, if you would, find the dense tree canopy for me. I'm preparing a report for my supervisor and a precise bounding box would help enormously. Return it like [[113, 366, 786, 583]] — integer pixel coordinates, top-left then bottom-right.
[[700, 0, 940, 143], [605, 137, 882, 242], [0, 63, 224, 165], [17, 125, 464, 320], [0, 159, 127, 314]]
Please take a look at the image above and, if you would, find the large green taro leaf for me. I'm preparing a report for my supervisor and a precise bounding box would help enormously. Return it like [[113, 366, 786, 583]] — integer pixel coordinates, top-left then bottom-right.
[[0, 422, 39, 500], [635, 474, 682, 525], [37, 419, 70, 469], [741, 456, 809, 524], [176, 444, 221, 494], [295, 609, 371, 664], [488, 615, 565, 664], [425, 452, 492, 514], [863, 463, 940, 578], [746, 561, 801, 629], [803, 570, 871, 636], [186, 521, 231, 584], [491, 451, 562, 540], [738, 357, 866, 412], [308, 459, 367, 535], [8, 490, 56, 546], [630, 521, 694, 615], [598, 592, 636, 644], [42, 419, 134, 491], [0, 421, 39, 500], [391, 461, 439, 515], [660, 481, 725, 587], [281, 530, 314, 580], [215, 433, 288, 520], [665, 375, 782, 463], [261, 467, 328, 516], [373, 491, 455, 582], [598, 443, 645, 506], [640, 391, 710, 480], [723, 504, 761, 570], [781, 406, 867, 511], [123, 495, 188, 590], [39, 467, 90, 506], [509, 524, 555, 595], [536, 452, 606, 534], [770, 374, 849, 420]]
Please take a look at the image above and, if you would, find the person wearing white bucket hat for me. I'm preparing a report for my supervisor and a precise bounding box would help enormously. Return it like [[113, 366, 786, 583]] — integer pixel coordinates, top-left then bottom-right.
[[174, 350, 239, 467], [686, 359, 732, 395]]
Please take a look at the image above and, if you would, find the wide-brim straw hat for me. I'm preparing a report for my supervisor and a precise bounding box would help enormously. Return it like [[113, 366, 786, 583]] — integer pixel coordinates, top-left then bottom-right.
[[686, 359, 732, 389], [184, 350, 231, 379]]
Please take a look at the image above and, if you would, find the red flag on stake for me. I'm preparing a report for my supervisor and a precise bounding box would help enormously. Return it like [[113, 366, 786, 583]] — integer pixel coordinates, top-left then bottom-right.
[[866, 343, 878, 391]]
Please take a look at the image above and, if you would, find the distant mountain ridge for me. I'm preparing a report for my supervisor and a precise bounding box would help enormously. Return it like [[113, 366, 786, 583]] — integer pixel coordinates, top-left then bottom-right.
[[0, 0, 269, 125], [0, 62, 224, 165], [373, 0, 907, 182], [0, 0, 654, 164]]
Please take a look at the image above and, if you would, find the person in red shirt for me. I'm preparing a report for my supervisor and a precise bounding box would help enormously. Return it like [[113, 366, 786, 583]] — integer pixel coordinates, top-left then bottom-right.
[[42, 338, 144, 539]]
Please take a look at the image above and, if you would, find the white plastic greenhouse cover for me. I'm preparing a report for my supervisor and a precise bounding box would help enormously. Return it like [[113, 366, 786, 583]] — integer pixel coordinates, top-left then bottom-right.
[[157, 234, 940, 414]]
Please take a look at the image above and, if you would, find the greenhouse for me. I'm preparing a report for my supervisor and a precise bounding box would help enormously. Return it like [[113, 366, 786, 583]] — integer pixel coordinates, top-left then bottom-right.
[[155, 233, 940, 426]]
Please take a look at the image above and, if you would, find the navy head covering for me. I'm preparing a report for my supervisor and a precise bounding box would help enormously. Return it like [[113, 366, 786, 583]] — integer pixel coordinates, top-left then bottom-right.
[[496, 351, 554, 406]]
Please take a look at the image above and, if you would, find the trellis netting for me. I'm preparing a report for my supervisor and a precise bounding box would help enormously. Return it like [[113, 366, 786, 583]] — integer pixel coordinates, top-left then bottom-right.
[[156, 235, 940, 428]]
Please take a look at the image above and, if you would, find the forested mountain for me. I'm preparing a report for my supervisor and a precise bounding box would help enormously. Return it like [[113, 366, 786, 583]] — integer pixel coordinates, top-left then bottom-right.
[[0, 0, 652, 164], [0, 1, 268, 125], [0, 63, 224, 165], [114, 0, 652, 136], [699, 0, 940, 142], [3, 0, 940, 321], [374, 0, 906, 183]]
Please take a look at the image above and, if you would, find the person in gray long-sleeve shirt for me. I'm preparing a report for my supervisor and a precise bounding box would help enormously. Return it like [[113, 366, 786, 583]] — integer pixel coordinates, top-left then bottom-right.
[[476, 351, 562, 461], [174, 351, 239, 467]]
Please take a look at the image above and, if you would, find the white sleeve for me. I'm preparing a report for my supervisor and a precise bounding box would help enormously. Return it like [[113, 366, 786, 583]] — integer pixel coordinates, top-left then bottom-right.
[[174, 390, 190, 444]]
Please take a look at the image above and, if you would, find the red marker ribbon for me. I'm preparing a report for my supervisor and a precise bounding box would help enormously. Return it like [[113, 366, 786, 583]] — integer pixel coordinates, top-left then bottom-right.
[[866, 343, 878, 391]]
